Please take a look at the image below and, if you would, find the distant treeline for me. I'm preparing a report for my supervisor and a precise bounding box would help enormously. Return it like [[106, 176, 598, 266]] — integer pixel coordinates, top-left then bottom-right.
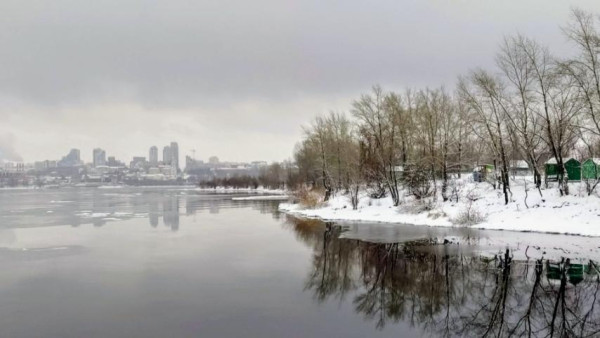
[[197, 162, 301, 190], [292, 9, 600, 207]]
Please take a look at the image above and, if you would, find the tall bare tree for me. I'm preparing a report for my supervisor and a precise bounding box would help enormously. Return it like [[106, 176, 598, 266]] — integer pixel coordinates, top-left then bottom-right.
[[458, 70, 512, 204], [497, 35, 545, 192], [352, 86, 403, 206]]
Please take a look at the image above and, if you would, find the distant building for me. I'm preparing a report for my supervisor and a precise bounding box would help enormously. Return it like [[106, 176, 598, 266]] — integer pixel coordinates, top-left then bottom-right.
[[185, 155, 207, 173], [130, 156, 146, 170], [159, 165, 174, 176], [93, 148, 106, 167], [510, 160, 531, 177], [209, 156, 219, 165], [148, 167, 161, 175], [58, 149, 82, 167], [34, 161, 44, 171], [3, 161, 24, 173], [251, 161, 268, 168], [163, 146, 171, 165], [34, 160, 57, 171], [186, 155, 193, 171], [149, 146, 158, 166], [170, 142, 179, 172]]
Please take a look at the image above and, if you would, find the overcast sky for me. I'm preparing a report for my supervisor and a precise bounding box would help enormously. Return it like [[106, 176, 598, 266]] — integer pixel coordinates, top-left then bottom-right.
[[2, 0, 600, 164]]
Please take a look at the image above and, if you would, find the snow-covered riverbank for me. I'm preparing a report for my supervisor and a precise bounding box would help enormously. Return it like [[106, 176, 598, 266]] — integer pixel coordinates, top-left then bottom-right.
[[279, 178, 600, 237]]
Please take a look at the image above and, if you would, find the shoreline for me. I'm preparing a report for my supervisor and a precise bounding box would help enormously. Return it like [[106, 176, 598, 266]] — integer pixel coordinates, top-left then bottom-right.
[[279, 204, 599, 238], [278, 180, 600, 237], [279, 196, 600, 263]]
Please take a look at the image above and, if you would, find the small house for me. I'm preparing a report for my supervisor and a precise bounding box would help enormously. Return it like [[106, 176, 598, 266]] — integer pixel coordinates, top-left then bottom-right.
[[509, 160, 530, 177], [545, 158, 581, 181], [392, 165, 406, 180], [582, 158, 600, 180]]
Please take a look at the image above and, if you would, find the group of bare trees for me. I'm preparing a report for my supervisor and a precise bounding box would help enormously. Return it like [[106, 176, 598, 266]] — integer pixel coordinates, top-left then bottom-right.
[[198, 161, 300, 190], [294, 9, 600, 206]]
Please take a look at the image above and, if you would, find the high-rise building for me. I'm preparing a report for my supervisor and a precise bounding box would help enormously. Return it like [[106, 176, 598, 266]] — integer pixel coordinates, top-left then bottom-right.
[[163, 146, 171, 165], [170, 142, 179, 172], [58, 149, 82, 167], [149, 146, 158, 166], [93, 148, 106, 167]]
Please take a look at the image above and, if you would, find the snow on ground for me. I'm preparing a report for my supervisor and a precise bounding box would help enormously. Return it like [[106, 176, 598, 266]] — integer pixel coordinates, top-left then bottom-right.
[[279, 176, 600, 237], [231, 195, 290, 201]]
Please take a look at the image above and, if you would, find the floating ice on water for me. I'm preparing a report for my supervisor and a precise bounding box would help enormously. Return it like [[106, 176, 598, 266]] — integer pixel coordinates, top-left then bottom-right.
[[232, 195, 289, 201]]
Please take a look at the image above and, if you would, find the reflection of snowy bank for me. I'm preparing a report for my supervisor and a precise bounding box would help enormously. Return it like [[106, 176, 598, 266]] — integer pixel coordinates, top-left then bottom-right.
[[279, 178, 600, 237], [327, 220, 600, 263]]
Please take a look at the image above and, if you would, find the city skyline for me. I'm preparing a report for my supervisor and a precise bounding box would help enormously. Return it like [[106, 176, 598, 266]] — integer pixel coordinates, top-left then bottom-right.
[[10, 141, 269, 168]]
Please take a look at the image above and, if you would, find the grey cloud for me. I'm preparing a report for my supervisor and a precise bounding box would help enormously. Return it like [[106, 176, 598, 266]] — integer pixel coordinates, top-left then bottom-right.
[[1, 0, 600, 162], [4, 0, 591, 108]]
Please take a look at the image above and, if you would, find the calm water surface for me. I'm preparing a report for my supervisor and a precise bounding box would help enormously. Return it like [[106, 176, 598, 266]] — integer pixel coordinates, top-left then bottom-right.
[[0, 187, 598, 337]]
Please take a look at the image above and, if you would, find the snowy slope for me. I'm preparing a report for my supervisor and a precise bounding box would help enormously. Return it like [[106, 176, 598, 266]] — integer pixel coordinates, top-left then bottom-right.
[[280, 177, 600, 237]]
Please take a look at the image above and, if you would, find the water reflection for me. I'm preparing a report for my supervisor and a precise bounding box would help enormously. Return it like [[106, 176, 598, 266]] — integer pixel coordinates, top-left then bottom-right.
[[162, 196, 180, 230], [286, 217, 600, 337], [149, 199, 159, 227], [0, 188, 283, 231]]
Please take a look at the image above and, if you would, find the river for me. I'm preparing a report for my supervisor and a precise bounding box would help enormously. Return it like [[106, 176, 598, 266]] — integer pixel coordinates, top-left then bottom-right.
[[0, 187, 598, 337]]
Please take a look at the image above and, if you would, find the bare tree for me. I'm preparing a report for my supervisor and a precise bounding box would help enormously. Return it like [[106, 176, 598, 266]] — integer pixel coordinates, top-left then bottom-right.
[[562, 8, 600, 137], [497, 35, 545, 193], [352, 86, 403, 206], [458, 71, 511, 204], [520, 38, 577, 195], [302, 116, 334, 201]]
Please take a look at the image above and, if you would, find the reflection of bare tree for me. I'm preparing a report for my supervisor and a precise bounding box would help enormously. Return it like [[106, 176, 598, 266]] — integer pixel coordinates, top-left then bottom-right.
[[507, 259, 543, 337], [305, 223, 358, 304], [460, 250, 513, 337], [288, 217, 600, 337]]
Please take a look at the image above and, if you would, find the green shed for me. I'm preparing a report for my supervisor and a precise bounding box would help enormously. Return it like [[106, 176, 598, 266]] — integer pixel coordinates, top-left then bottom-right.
[[545, 158, 581, 181], [582, 158, 600, 180]]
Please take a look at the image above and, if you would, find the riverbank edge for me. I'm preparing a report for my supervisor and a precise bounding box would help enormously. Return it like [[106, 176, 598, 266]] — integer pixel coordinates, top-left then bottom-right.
[[278, 201, 600, 238]]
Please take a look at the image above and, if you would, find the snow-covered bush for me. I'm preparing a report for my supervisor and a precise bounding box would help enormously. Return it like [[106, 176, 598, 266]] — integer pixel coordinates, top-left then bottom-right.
[[399, 200, 434, 214], [453, 205, 486, 226], [453, 187, 486, 225]]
